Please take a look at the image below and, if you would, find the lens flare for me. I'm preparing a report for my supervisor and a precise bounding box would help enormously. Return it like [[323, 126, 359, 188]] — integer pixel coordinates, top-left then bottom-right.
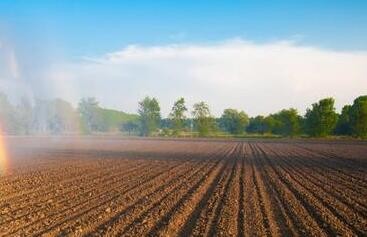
[[0, 125, 8, 175]]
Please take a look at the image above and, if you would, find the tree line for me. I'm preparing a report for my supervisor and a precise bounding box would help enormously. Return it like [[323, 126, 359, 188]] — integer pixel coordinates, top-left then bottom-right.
[[135, 96, 367, 138], [0, 92, 366, 138], [0, 93, 137, 135]]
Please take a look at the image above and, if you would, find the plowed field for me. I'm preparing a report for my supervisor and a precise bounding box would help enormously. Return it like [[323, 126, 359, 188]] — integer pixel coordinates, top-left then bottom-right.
[[1, 137, 366, 236]]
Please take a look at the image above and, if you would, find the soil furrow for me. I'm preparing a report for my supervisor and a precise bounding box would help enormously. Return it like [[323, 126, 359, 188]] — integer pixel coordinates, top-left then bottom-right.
[[266, 144, 367, 216], [249, 143, 327, 236], [257, 144, 356, 236], [280, 145, 367, 209], [237, 142, 245, 237], [251, 143, 300, 236], [0, 161, 149, 224], [114, 155, 221, 236], [259, 144, 366, 235], [148, 143, 239, 237], [45, 144, 230, 236], [7, 161, 181, 236], [2, 138, 366, 236]]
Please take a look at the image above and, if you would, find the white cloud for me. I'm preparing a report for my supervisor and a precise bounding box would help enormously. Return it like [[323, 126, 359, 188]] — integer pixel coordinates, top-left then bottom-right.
[[45, 39, 367, 116]]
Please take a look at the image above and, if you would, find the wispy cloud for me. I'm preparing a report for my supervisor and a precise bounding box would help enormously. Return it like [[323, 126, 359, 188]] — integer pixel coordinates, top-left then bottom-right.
[[5, 39, 367, 116], [0, 41, 20, 79], [0, 40, 33, 100]]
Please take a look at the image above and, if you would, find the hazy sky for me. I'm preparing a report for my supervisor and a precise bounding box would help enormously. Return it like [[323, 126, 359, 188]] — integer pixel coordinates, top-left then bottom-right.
[[0, 0, 367, 116]]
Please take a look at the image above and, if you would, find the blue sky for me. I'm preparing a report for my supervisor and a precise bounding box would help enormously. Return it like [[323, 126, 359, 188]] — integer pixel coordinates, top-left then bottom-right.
[[0, 1, 367, 116], [2, 0, 367, 56]]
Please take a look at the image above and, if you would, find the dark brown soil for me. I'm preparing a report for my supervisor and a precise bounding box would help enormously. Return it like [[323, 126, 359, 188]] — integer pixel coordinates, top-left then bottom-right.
[[0, 137, 366, 236]]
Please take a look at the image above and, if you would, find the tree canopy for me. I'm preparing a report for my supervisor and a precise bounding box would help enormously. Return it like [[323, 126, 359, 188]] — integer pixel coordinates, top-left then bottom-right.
[[335, 105, 352, 136], [271, 109, 301, 137], [350, 96, 367, 138], [169, 97, 188, 134], [220, 109, 249, 134], [192, 101, 215, 136], [138, 96, 161, 136], [78, 97, 104, 133], [246, 116, 267, 134], [305, 98, 338, 137]]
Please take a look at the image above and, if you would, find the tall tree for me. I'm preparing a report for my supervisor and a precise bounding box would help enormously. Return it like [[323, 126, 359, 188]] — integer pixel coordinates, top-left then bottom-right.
[[33, 98, 79, 134], [272, 108, 301, 136], [350, 95, 367, 138], [78, 97, 105, 133], [305, 97, 338, 137], [192, 101, 215, 136], [335, 105, 352, 135], [220, 109, 249, 134], [49, 99, 79, 134], [138, 96, 161, 136], [169, 97, 187, 134], [263, 115, 281, 134]]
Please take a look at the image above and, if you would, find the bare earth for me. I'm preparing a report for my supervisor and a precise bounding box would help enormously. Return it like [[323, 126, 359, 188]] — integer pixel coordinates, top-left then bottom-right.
[[0, 137, 366, 236]]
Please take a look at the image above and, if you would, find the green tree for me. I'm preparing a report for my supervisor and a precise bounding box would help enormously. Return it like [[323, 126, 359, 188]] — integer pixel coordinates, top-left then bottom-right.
[[192, 101, 215, 136], [350, 95, 367, 138], [78, 97, 103, 133], [220, 109, 249, 134], [169, 97, 187, 135], [246, 116, 267, 134], [273, 108, 301, 136], [33, 98, 79, 134], [305, 97, 338, 137], [335, 105, 352, 135], [120, 121, 139, 135], [262, 115, 280, 134], [138, 96, 161, 136], [49, 99, 79, 134]]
